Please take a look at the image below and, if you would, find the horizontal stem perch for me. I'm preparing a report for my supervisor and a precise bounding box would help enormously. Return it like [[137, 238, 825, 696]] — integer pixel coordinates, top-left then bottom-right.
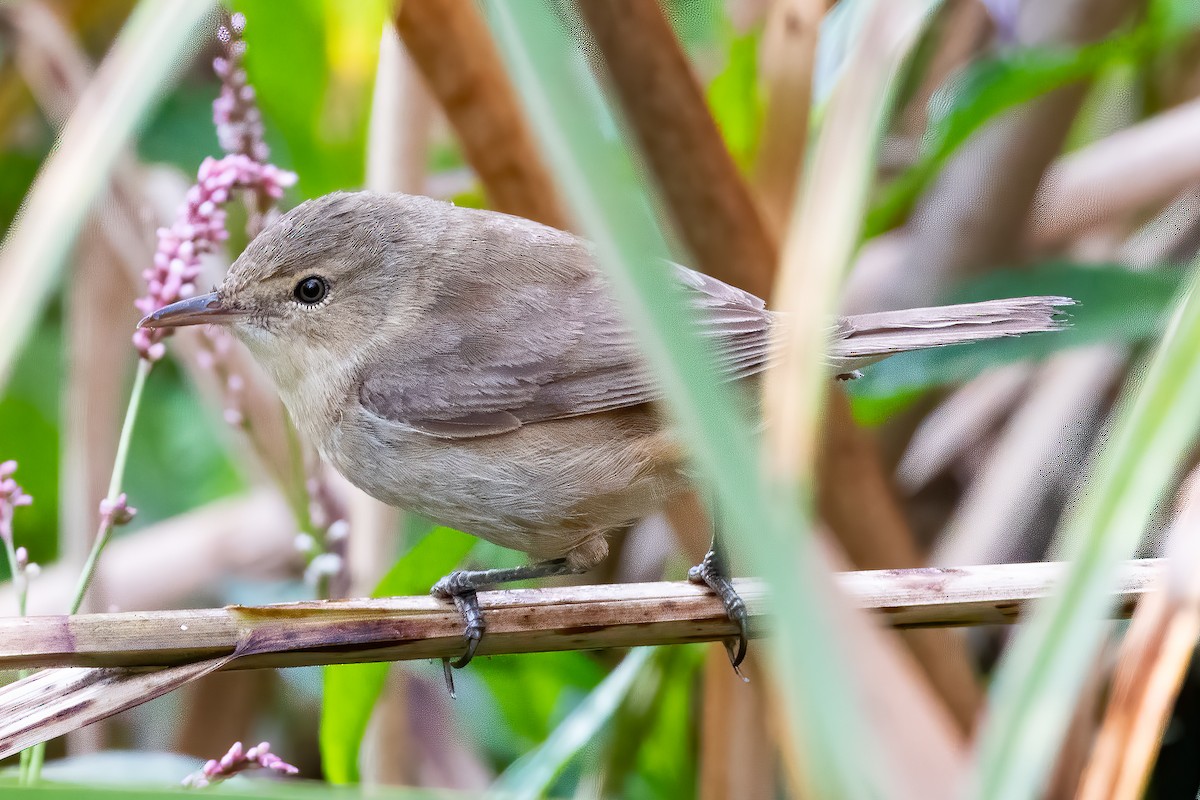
[[0, 560, 1162, 671]]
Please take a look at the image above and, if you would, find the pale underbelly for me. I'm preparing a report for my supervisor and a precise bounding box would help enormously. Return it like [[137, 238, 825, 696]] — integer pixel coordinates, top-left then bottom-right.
[[325, 407, 690, 559]]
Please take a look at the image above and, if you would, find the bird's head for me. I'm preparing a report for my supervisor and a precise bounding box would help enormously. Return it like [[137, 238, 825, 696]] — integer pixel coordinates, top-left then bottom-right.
[[139, 191, 444, 395]]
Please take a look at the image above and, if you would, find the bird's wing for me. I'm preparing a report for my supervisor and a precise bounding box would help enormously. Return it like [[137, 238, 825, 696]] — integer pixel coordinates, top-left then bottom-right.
[[357, 262, 773, 439]]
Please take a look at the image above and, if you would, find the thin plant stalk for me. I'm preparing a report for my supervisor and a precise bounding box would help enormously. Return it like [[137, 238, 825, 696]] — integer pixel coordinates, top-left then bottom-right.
[[5, 534, 30, 780], [972, 269, 1200, 796], [484, 4, 890, 797], [2, 537, 26, 619], [21, 356, 150, 782], [68, 356, 150, 615]]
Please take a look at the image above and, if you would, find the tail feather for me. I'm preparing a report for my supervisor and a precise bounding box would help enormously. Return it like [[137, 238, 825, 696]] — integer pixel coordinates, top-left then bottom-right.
[[830, 296, 1075, 367]]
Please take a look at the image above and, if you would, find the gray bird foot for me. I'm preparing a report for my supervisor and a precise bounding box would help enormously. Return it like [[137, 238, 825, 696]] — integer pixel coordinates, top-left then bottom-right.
[[430, 558, 577, 698], [431, 571, 485, 699], [688, 549, 750, 680], [836, 369, 864, 381]]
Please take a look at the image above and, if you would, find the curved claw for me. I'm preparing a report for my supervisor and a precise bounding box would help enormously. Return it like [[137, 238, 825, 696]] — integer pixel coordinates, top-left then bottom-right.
[[440, 628, 484, 699], [432, 577, 487, 695], [724, 626, 749, 682], [450, 623, 482, 669], [689, 548, 750, 677]]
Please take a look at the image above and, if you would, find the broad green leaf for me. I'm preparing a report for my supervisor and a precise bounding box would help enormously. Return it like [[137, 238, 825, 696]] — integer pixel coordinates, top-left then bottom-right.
[[319, 527, 476, 784], [232, 0, 388, 197], [706, 32, 761, 169], [492, 648, 655, 798], [847, 264, 1183, 401], [483, 3, 905, 797], [969, 260, 1200, 795], [600, 644, 702, 799], [0, 0, 216, 390]]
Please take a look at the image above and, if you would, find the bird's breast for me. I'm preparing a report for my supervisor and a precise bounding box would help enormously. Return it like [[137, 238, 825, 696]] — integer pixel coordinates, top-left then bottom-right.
[[324, 404, 689, 556]]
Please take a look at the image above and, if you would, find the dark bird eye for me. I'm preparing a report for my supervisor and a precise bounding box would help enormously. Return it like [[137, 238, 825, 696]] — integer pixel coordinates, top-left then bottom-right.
[[294, 276, 327, 305]]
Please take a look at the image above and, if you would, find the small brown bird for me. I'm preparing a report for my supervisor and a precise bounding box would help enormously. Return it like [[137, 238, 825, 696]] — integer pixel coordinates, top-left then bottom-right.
[[141, 191, 1072, 676]]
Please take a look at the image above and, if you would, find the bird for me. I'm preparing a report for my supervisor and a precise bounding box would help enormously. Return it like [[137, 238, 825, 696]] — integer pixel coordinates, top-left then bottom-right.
[[140, 190, 1074, 681]]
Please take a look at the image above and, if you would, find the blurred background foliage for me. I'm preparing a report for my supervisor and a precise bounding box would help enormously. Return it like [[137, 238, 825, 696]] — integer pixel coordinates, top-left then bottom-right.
[[3, 0, 1200, 797]]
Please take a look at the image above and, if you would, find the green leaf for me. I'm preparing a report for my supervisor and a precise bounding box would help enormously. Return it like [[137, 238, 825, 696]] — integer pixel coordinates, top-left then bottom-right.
[[706, 32, 761, 169], [318, 527, 476, 784], [474, 651, 607, 760], [0, 781, 443, 799], [232, 0, 388, 197], [865, 33, 1148, 237], [969, 261, 1200, 795], [847, 264, 1183, 400], [492, 648, 656, 798], [483, 2, 907, 796], [600, 644, 702, 799]]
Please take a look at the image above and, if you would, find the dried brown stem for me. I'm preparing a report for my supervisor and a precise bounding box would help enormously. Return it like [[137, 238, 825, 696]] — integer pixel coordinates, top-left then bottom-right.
[[0, 560, 1160, 672], [578, 0, 776, 299], [395, 0, 567, 229], [1076, 474, 1200, 800], [1030, 97, 1200, 249]]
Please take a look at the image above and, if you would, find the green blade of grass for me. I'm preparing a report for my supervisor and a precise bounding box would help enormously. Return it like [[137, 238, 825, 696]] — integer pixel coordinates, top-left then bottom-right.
[[971, 259, 1200, 798], [491, 647, 655, 798], [0, 0, 215, 390], [319, 527, 476, 784], [484, 3, 887, 797]]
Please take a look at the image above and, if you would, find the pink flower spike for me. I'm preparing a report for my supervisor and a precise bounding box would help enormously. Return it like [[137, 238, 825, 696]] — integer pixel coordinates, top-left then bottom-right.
[[182, 740, 298, 788], [133, 153, 296, 361], [134, 11, 295, 363]]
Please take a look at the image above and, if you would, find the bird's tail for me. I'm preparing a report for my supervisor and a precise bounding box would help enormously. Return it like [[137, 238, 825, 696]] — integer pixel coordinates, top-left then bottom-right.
[[829, 295, 1075, 371]]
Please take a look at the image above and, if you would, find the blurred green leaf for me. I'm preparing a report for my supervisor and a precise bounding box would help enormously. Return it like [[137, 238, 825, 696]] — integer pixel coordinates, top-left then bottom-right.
[[706, 32, 761, 169], [319, 527, 476, 784], [865, 0, 1200, 237], [472, 651, 607, 762], [492, 648, 655, 798], [847, 264, 1182, 401], [661, 0, 725, 51], [232, 0, 388, 197], [970, 268, 1200, 793], [0, 307, 63, 574], [1150, 0, 1200, 38], [866, 41, 1124, 236], [0, 781, 445, 799], [601, 645, 701, 799], [484, 2, 888, 797]]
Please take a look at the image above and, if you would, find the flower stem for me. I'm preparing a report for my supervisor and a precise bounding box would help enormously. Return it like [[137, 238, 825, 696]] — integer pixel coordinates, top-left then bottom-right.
[[69, 356, 151, 616], [5, 532, 29, 781], [2, 537, 26, 617], [22, 357, 152, 784]]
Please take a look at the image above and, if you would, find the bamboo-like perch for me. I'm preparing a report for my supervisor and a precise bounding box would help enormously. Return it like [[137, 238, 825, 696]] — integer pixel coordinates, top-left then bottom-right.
[[0, 560, 1161, 672]]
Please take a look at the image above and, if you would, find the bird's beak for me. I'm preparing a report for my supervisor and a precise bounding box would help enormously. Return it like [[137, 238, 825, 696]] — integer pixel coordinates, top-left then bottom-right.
[[138, 292, 244, 329]]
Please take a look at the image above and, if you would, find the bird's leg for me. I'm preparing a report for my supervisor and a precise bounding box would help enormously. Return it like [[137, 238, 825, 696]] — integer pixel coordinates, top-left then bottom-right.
[[431, 558, 581, 696], [688, 539, 750, 678]]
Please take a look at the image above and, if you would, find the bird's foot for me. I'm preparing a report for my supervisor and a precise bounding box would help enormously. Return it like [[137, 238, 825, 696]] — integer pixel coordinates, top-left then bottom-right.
[[430, 558, 576, 698], [431, 571, 486, 698], [688, 549, 750, 680], [835, 369, 864, 381]]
